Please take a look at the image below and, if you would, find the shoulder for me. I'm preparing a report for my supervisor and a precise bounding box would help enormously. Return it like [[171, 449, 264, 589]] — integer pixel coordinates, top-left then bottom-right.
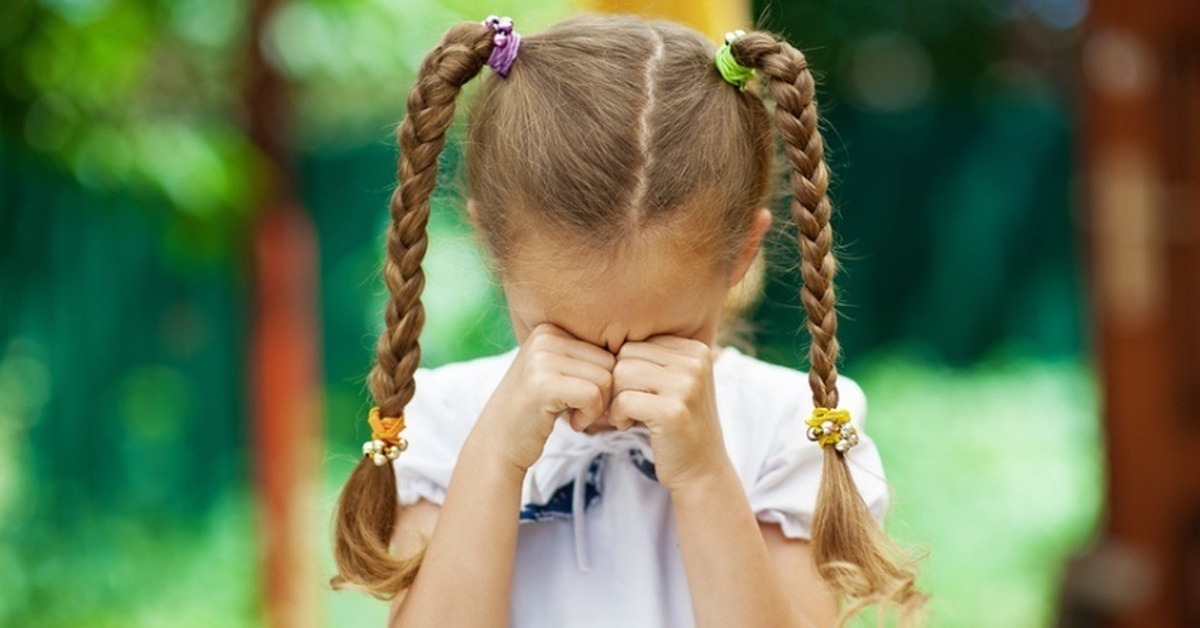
[[412, 349, 516, 403], [391, 349, 517, 505], [715, 348, 889, 537], [415, 348, 517, 388], [404, 348, 517, 445], [715, 347, 868, 428]]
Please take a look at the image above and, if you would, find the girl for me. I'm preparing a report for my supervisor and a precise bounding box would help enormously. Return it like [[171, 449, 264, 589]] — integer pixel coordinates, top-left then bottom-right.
[[332, 13, 923, 627]]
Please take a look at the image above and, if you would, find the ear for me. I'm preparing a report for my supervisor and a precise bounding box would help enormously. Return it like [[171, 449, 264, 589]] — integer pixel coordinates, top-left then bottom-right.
[[728, 208, 773, 287]]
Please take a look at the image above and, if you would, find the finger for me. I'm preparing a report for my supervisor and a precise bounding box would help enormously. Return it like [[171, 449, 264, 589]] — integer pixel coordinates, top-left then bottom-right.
[[528, 352, 613, 402], [621, 338, 712, 380], [609, 389, 659, 431], [645, 335, 713, 362], [559, 354, 615, 395], [612, 357, 666, 394], [568, 408, 597, 432], [528, 323, 615, 370], [563, 339, 617, 371], [553, 377, 607, 431], [615, 341, 672, 367]]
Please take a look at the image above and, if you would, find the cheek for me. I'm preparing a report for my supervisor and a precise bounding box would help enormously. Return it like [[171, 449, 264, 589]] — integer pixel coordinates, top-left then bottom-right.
[[508, 312, 534, 344], [505, 293, 551, 345]]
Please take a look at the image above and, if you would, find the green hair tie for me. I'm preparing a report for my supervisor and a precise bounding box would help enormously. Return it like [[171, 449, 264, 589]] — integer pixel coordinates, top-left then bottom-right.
[[715, 30, 754, 90]]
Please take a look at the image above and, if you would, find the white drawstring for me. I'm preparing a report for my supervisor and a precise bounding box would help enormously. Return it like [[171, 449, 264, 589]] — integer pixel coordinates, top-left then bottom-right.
[[532, 427, 654, 573], [571, 460, 590, 572]]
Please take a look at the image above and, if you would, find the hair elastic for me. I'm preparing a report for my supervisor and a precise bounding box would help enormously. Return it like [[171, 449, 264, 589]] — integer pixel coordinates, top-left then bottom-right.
[[363, 407, 408, 466], [805, 407, 860, 453], [715, 30, 754, 90], [483, 15, 521, 78]]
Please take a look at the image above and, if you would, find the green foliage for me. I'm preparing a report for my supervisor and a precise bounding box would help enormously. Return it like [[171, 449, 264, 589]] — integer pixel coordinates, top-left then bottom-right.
[[852, 349, 1101, 627], [0, 0, 573, 257], [0, 493, 261, 627], [1, 0, 255, 239]]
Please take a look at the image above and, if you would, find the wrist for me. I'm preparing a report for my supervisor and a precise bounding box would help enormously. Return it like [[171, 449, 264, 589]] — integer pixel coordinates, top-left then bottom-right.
[[665, 453, 739, 503], [461, 425, 531, 482]]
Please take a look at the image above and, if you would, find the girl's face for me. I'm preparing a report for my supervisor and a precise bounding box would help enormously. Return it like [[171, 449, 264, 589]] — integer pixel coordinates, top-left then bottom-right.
[[503, 240, 728, 353], [499, 208, 773, 354]]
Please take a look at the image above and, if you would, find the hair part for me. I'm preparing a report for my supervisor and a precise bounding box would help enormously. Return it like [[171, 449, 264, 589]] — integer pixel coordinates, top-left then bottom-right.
[[466, 15, 774, 276]]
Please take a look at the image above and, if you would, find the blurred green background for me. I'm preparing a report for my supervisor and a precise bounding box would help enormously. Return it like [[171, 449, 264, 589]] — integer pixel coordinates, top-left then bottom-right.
[[0, 0, 1099, 626]]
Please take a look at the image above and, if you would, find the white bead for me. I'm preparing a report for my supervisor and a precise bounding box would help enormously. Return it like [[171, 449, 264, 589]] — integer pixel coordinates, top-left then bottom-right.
[[806, 427, 821, 441], [372, 439, 385, 450], [835, 440, 848, 452], [821, 420, 835, 434], [386, 446, 401, 460], [362, 441, 374, 456], [372, 453, 388, 466], [397, 438, 409, 452]]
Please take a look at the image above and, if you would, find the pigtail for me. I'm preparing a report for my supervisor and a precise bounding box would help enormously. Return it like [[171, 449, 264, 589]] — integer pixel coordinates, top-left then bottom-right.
[[331, 22, 494, 599], [732, 34, 927, 625]]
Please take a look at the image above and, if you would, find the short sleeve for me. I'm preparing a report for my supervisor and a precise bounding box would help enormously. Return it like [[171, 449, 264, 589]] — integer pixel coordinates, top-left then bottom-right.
[[750, 376, 891, 540], [388, 359, 499, 507]]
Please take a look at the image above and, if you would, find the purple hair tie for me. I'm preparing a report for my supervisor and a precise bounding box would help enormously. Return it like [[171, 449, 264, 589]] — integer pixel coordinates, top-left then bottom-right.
[[483, 15, 520, 78]]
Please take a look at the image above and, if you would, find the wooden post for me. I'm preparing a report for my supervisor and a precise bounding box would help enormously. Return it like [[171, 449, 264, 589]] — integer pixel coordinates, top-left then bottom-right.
[[243, 0, 323, 626], [1082, 1, 1200, 625]]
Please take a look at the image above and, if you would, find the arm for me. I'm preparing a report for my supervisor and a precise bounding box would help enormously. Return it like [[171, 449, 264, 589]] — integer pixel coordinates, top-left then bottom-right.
[[386, 500, 437, 621], [388, 432, 526, 628], [388, 325, 615, 628], [609, 337, 837, 628], [670, 462, 837, 628]]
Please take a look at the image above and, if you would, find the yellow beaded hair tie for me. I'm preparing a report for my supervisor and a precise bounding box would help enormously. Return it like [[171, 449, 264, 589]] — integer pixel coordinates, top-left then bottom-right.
[[362, 407, 408, 466], [805, 407, 860, 453]]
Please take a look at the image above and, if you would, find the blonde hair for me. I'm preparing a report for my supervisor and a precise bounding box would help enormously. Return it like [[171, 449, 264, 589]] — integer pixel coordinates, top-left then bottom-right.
[[331, 14, 924, 624]]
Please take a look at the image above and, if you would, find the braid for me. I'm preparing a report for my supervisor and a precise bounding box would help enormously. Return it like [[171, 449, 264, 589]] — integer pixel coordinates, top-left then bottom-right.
[[331, 21, 493, 600], [734, 34, 926, 625]]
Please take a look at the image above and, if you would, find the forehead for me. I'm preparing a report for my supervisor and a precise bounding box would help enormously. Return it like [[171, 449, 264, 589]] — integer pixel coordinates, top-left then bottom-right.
[[503, 230, 727, 347]]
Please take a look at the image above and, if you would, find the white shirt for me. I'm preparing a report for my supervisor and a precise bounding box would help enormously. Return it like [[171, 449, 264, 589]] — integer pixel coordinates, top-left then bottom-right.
[[392, 346, 889, 628]]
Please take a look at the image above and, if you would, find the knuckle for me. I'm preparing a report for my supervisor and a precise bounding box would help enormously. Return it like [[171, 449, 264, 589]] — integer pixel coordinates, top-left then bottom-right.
[[527, 329, 551, 349], [599, 351, 617, 369], [612, 359, 631, 380], [666, 398, 689, 421], [531, 322, 558, 336], [526, 367, 553, 390], [682, 354, 706, 374], [527, 350, 552, 372], [586, 386, 604, 409], [598, 370, 614, 393]]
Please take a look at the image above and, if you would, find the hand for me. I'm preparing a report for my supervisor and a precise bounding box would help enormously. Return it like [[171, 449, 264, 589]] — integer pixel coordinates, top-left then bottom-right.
[[610, 336, 728, 491], [475, 323, 615, 472]]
